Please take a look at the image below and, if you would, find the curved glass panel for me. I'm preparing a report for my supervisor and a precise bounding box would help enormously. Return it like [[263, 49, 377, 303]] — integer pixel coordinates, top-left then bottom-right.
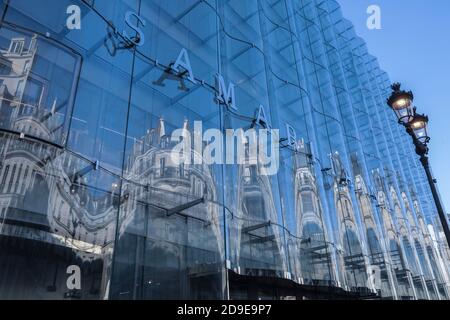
[[0, 132, 116, 299], [0, 25, 80, 145]]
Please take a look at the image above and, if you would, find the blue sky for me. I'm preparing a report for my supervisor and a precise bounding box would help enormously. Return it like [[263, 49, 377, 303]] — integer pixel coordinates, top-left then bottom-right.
[[338, 0, 450, 212]]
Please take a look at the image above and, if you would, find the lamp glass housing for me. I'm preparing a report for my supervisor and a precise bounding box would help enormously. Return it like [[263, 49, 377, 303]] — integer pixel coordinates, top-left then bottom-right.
[[391, 96, 414, 124], [411, 117, 429, 143]]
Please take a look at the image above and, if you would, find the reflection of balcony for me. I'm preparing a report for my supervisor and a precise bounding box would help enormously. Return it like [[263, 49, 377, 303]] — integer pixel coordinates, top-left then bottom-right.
[[244, 234, 276, 245], [241, 221, 276, 246], [0, 96, 64, 139], [165, 197, 204, 217], [242, 221, 271, 233], [343, 253, 367, 268], [2, 132, 51, 159]]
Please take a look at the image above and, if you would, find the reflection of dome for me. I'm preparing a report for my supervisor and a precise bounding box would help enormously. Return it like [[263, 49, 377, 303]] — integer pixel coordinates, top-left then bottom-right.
[[121, 118, 223, 256], [125, 118, 216, 202]]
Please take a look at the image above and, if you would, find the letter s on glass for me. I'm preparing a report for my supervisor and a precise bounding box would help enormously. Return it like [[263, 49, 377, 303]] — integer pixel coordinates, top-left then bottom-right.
[[123, 11, 146, 46]]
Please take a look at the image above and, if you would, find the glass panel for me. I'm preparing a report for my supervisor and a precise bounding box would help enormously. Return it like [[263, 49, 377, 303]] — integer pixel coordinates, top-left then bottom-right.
[[110, 184, 225, 299], [0, 132, 117, 299], [0, 25, 80, 145]]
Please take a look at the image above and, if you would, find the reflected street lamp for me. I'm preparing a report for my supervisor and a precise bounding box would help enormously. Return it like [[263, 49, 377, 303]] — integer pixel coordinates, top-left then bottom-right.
[[387, 83, 450, 248]]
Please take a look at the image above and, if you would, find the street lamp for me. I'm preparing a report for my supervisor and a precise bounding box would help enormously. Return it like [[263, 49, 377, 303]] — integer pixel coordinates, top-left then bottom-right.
[[409, 113, 430, 144], [387, 83, 415, 124], [387, 83, 450, 248]]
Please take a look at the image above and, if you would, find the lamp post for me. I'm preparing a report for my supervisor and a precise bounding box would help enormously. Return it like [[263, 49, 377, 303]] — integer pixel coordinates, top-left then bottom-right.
[[387, 83, 450, 248]]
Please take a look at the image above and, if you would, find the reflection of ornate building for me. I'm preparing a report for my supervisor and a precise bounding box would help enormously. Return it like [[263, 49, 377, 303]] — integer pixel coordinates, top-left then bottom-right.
[[401, 192, 432, 282], [0, 33, 117, 248], [330, 152, 368, 291], [0, 32, 65, 141], [372, 170, 415, 299], [293, 142, 332, 285], [389, 185, 429, 299], [0, 33, 114, 299], [0, 32, 226, 299], [352, 155, 394, 298], [0, 34, 37, 121], [233, 128, 286, 278], [122, 117, 224, 254], [413, 200, 449, 299], [109, 118, 225, 299]]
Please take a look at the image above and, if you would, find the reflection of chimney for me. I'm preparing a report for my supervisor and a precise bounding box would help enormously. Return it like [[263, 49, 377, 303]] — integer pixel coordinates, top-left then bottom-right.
[[183, 119, 189, 138], [158, 117, 165, 141], [51, 98, 57, 115], [182, 118, 189, 135]]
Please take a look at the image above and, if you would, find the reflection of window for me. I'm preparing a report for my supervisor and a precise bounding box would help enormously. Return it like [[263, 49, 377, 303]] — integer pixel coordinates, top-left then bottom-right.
[[21, 77, 44, 106], [160, 157, 165, 177], [302, 193, 314, 212], [9, 39, 24, 54], [13, 164, 23, 193], [244, 194, 265, 220], [0, 60, 12, 75], [195, 180, 202, 197], [179, 163, 184, 178], [0, 165, 9, 191], [21, 167, 29, 194], [16, 80, 24, 97], [23, 61, 30, 73], [343, 199, 352, 219], [250, 165, 257, 182], [7, 164, 16, 193]]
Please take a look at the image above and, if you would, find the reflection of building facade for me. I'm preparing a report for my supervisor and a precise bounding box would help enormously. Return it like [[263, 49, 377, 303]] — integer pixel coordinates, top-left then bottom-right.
[[0, 33, 114, 299], [330, 152, 369, 292], [233, 133, 287, 278], [0, 0, 449, 300], [353, 156, 396, 298], [293, 142, 333, 285], [111, 118, 224, 299], [372, 170, 416, 299]]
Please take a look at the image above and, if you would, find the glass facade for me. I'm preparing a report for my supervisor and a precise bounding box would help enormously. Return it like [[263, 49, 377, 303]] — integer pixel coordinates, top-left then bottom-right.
[[0, 0, 448, 300]]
